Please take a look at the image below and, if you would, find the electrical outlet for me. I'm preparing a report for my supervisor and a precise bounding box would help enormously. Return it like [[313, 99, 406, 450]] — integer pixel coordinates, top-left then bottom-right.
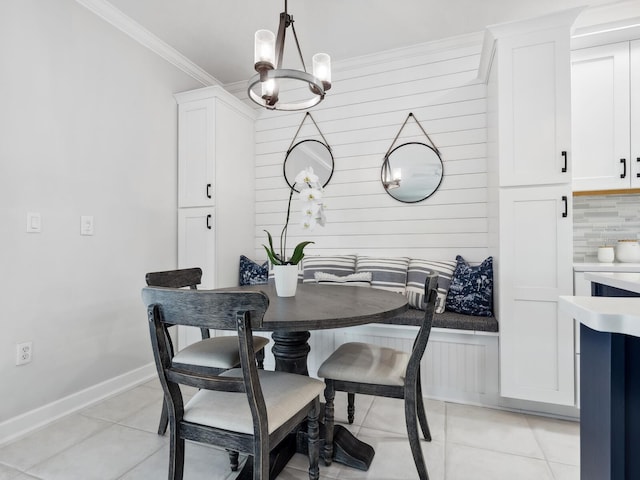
[[16, 342, 32, 366]]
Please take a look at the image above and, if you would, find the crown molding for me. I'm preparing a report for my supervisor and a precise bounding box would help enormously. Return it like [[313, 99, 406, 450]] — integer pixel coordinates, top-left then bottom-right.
[[74, 0, 220, 87]]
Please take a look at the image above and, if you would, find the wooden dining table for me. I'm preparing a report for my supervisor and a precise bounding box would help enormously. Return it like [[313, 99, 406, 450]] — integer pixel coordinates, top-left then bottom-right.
[[215, 282, 409, 477]]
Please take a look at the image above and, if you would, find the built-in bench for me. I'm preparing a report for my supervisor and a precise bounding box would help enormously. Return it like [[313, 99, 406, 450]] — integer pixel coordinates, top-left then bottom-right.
[[388, 308, 499, 332]]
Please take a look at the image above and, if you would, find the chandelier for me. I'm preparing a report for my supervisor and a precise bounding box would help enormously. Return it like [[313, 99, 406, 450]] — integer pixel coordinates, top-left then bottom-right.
[[247, 0, 331, 111]]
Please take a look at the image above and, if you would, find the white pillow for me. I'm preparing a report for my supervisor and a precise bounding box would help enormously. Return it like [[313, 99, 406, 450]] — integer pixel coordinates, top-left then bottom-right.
[[314, 271, 372, 287]]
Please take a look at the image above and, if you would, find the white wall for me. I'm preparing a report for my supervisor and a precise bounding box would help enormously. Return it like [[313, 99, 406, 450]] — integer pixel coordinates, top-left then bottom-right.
[[0, 0, 201, 433], [230, 33, 489, 264]]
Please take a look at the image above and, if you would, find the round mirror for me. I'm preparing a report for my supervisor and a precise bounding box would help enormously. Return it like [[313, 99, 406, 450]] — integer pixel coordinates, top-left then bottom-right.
[[380, 142, 443, 203], [284, 139, 334, 192]]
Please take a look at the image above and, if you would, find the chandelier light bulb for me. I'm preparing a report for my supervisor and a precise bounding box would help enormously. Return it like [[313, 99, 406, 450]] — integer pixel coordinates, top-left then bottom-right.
[[312, 53, 332, 90], [254, 29, 276, 70], [262, 79, 276, 98]]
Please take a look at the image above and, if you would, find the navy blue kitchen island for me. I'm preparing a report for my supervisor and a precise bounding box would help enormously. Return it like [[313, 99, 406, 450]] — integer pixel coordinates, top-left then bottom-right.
[[560, 272, 640, 480]]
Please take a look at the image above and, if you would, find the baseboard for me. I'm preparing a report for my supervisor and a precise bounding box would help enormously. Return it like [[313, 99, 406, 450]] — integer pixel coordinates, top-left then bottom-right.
[[0, 363, 157, 446]]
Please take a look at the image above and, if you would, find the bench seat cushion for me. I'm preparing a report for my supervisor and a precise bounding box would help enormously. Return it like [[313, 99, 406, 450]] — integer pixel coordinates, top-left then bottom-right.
[[388, 307, 499, 332]]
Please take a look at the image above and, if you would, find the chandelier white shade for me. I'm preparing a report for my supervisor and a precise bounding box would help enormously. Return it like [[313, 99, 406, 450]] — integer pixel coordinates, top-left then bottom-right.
[[248, 1, 331, 111]]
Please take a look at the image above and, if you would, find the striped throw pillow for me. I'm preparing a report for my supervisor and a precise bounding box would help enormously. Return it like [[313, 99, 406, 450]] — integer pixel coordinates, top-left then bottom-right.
[[302, 255, 357, 283], [314, 271, 372, 287], [406, 259, 457, 313], [355, 256, 410, 294]]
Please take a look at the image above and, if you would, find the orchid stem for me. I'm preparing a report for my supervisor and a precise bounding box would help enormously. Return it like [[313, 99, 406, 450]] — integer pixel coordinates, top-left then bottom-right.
[[280, 184, 296, 263]]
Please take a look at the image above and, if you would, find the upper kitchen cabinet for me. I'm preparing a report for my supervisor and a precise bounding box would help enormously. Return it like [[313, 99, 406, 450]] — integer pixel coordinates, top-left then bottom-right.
[[484, 10, 577, 187], [571, 40, 640, 192]]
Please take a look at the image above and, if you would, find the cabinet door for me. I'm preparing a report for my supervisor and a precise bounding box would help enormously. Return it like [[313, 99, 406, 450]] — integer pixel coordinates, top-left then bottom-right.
[[571, 42, 631, 191], [178, 99, 215, 208], [497, 27, 572, 186], [631, 40, 640, 188], [178, 207, 215, 289], [499, 185, 575, 405]]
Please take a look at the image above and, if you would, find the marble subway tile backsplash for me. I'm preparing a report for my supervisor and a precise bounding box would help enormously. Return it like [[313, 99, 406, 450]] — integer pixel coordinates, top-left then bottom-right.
[[573, 194, 640, 262]]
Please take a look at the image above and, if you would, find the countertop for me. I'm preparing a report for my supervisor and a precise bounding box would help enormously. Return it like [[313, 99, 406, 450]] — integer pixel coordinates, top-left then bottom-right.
[[585, 272, 640, 294], [559, 296, 640, 338], [560, 271, 640, 337], [574, 262, 640, 272]]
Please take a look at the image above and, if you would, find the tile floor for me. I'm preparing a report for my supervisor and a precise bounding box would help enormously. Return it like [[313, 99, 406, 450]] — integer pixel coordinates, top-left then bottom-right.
[[0, 379, 580, 480]]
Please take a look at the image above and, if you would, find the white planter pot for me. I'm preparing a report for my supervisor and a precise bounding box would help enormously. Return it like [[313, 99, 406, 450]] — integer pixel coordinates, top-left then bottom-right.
[[273, 264, 299, 297]]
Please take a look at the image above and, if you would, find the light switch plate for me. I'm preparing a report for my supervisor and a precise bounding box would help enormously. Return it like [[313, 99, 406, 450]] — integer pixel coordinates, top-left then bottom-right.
[[27, 212, 41, 233], [80, 216, 94, 236]]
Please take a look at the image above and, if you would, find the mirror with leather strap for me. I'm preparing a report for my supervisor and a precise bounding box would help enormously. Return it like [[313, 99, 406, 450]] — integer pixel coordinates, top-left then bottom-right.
[[381, 113, 443, 203], [284, 138, 334, 192]]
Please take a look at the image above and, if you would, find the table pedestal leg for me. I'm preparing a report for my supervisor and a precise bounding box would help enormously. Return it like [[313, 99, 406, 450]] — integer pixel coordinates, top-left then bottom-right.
[[272, 330, 310, 375]]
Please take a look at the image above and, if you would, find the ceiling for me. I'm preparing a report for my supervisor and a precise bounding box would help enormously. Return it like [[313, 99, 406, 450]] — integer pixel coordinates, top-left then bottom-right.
[[105, 0, 630, 85]]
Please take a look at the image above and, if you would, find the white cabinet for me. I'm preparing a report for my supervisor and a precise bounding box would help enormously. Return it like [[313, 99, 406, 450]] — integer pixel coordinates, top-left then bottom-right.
[[571, 39, 640, 191], [178, 207, 215, 288], [494, 28, 573, 187], [498, 186, 574, 405], [175, 85, 256, 289], [175, 86, 256, 349], [485, 9, 578, 406]]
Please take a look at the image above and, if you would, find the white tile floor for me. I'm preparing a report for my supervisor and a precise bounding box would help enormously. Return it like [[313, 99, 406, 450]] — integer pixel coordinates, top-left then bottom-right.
[[0, 379, 580, 480]]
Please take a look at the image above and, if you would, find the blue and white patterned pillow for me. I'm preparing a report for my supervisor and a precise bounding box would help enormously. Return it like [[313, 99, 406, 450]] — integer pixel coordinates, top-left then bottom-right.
[[445, 255, 493, 317], [302, 255, 357, 283], [406, 259, 457, 313], [239, 255, 268, 286], [355, 256, 410, 294]]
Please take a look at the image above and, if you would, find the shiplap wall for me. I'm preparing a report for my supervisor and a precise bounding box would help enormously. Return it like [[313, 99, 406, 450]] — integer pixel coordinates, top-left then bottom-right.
[[229, 32, 489, 263]]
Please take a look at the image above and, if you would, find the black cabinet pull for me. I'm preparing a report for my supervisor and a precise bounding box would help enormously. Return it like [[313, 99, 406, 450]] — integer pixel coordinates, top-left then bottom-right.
[[561, 151, 567, 173], [637, 157, 640, 178], [562, 196, 568, 218], [621, 158, 627, 179], [206, 214, 212, 230], [206, 183, 212, 199]]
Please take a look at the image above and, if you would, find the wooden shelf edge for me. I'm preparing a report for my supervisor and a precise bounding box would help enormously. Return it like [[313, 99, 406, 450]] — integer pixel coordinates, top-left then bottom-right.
[[573, 188, 640, 197]]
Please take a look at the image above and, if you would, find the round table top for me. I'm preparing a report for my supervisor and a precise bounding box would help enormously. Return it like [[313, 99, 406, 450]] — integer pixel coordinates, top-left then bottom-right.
[[217, 283, 409, 331]]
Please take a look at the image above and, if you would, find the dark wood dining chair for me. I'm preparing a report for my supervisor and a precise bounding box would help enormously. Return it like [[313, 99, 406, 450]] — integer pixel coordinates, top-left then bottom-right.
[[142, 286, 323, 480], [317, 273, 438, 480], [145, 268, 269, 438]]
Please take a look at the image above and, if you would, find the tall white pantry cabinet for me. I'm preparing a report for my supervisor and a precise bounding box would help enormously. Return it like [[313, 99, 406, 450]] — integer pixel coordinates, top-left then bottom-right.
[[485, 9, 580, 406], [174, 86, 257, 348]]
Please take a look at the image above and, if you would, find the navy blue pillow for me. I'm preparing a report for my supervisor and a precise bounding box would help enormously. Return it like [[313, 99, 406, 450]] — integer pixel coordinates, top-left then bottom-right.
[[239, 255, 268, 286], [445, 255, 493, 317]]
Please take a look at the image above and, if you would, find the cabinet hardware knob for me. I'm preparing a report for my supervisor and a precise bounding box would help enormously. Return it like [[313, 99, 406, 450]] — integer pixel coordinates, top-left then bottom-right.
[[620, 158, 627, 179], [206, 214, 212, 230], [561, 151, 567, 173], [206, 183, 212, 199], [562, 196, 568, 218]]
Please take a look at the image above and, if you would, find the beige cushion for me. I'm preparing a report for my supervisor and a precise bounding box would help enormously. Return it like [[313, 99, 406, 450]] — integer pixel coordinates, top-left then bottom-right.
[[317, 342, 408, 386], [183, 369, 324, 434], [173, 335, 270, 369]]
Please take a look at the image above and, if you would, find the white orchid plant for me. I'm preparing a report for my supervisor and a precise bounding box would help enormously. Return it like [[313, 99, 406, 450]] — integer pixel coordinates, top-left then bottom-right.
[[263, 167, 326, 265]]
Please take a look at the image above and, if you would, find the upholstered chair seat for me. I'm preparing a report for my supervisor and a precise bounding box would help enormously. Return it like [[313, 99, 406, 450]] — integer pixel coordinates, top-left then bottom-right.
[[317, 343, 408, 387], [173, 336, 269, 369], [184, 369, 324, 434]]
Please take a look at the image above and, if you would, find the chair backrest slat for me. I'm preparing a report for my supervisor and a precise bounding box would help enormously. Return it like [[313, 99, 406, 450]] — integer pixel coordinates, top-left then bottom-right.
[[145, 268, 202, 289], [166, 369, 246, 393], [142, 287, 269, 331]]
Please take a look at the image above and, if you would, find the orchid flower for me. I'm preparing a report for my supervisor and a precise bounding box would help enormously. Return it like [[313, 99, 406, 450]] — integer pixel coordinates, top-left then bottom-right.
[[263, 167, 327, 265]]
